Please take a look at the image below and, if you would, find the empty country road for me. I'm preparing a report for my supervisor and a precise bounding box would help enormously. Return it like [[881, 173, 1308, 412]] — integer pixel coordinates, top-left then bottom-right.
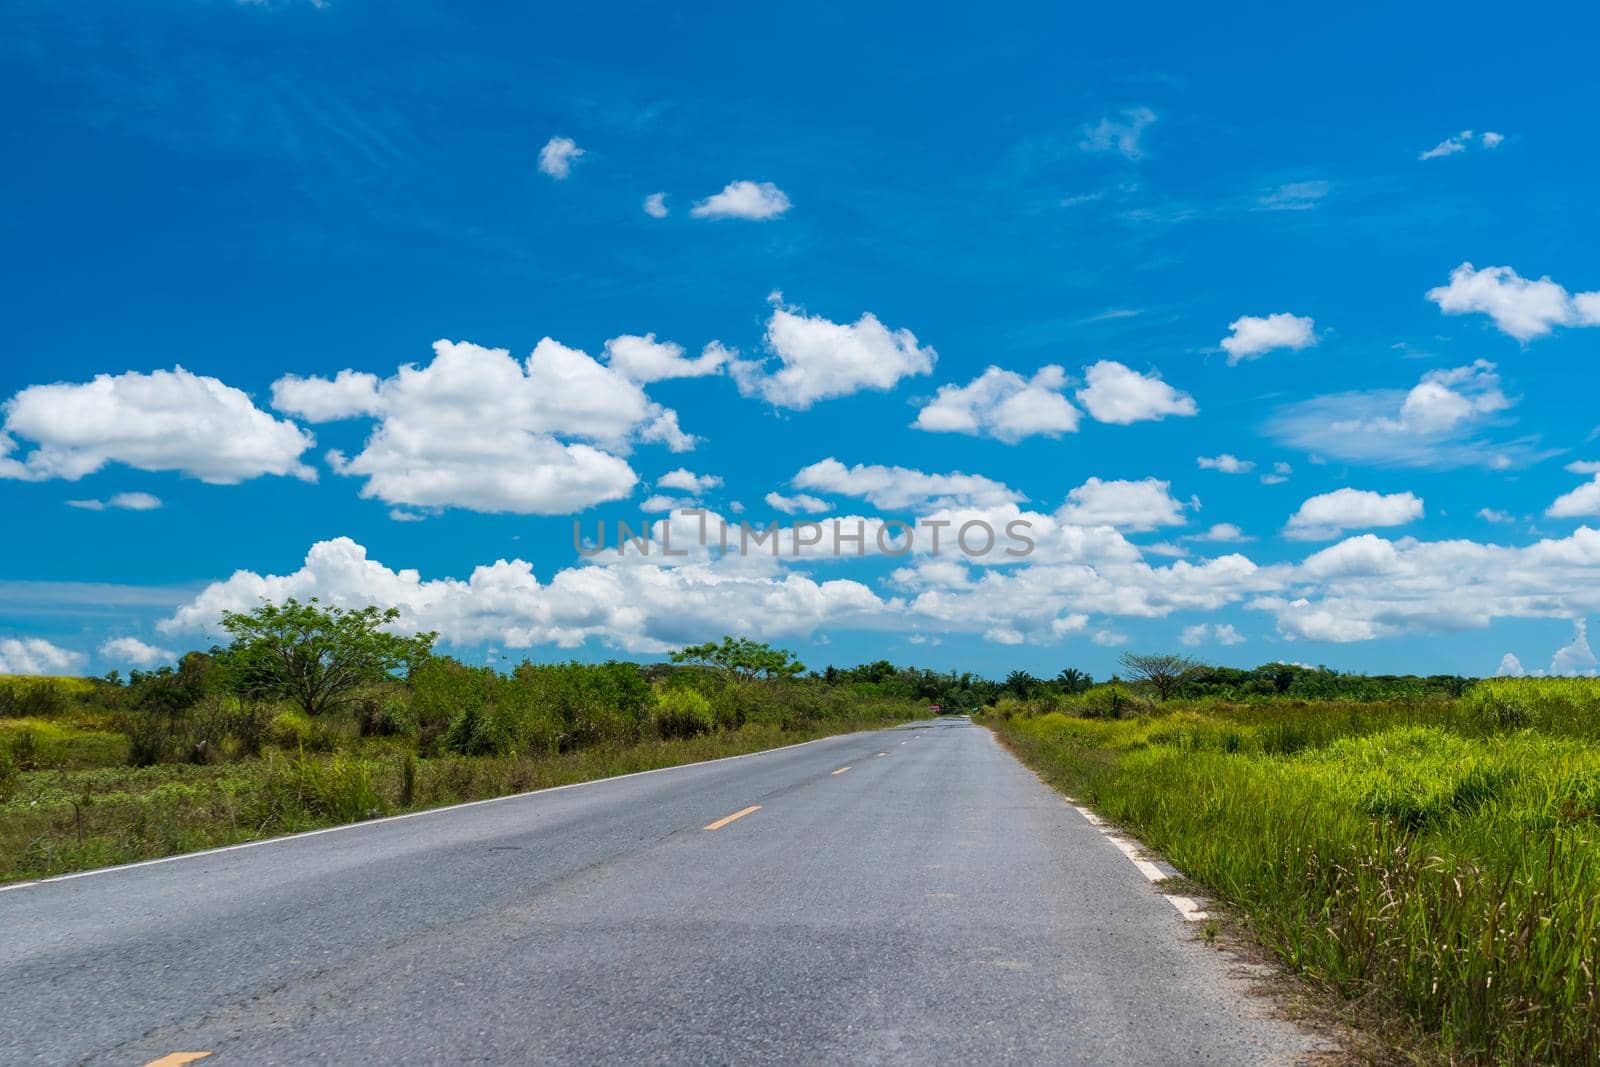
[[1, 717, 1327, 1065]]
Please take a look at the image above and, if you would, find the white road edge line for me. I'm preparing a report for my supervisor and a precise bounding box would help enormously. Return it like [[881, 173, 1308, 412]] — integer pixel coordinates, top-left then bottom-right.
[[1166, 895, 1210, 921], [0, 730, 878, 894]]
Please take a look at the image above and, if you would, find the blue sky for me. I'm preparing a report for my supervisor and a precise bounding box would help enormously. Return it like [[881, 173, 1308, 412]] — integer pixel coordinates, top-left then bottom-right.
[[4, 0, 1600, 680]]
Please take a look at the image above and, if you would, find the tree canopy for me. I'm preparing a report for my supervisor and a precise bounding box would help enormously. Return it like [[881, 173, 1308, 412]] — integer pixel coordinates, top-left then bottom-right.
[[1118, 652, 1206, 701], [669, 636, 805, 681], [218, 598, 436, 716]]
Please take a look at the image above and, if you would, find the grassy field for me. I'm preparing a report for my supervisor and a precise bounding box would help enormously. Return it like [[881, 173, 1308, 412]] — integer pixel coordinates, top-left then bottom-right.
[[986, 677, 1600, 1065], [0, 665, 935, 884]]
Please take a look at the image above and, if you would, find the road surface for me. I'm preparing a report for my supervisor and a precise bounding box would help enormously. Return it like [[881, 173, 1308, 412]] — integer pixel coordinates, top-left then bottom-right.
[[1, 717, 1328, 1065]]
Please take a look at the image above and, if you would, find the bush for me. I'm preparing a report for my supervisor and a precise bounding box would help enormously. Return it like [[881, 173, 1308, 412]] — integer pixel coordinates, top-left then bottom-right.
[[653, 687, 715, 740], [355, 691, 417, 737], [268, 709, 315, 749]]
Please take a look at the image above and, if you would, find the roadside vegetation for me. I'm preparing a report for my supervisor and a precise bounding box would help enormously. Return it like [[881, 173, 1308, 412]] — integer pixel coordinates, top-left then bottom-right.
[[0, 600, 956, 884], [984, 653, 1600, 1065]]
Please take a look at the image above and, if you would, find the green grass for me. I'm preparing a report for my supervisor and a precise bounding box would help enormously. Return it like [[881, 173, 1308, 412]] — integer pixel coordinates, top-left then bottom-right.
[[0, 716, 918, 884], [987, 678, 1600, 1066]]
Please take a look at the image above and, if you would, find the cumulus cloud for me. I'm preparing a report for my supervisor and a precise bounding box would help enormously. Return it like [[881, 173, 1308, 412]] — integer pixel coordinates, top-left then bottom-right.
[[1285, 489, 1424, 541], [1426, 263, 1600, 341], [1197, 454, 1254, 474], [1080, 107, 1157, 159], [791, 459, 1021, 511], [537, 136, 584, 179], [1075, 361, 1197, 424], [270, 369, 380, 421], [1190, 523, 1250, 542], [99, 636, 175, 667], [1220, 313, 1317, 365], [1420, 130, 1505, 161], [643, 192, 668, 218], [656, 469, 722, 494], [1266, 361, 1530, 469], [603, 335, 730, 383], [690, 180, 791, 220], [1, 367, 314, 485], [0, 636, 84, 675], [912, 365, 1080, 442], [1548, 474, 1600, 518], [1552, 619, 1598, 676], [66, 492, 163, 512], [732, 297, 936, 410], [1497, 652, 1525, 677], [764, 492, 832, 515], [1055, 477, 1186, 531], [1181, 622, 1245, 646], [271, 338, 699, 514], [161, 535, 892, 654], [1261, 461, 1293, 486]]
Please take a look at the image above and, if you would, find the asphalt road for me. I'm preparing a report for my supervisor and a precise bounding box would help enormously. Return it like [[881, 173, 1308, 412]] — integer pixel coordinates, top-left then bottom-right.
[[1, 717, 1328, 1065]]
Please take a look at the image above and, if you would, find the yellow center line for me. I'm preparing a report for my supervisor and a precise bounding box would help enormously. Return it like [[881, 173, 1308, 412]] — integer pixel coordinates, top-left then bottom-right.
[[144, 1055, 212, 1067], [831, 766, 851, 775], [703, 805, 761, 831]]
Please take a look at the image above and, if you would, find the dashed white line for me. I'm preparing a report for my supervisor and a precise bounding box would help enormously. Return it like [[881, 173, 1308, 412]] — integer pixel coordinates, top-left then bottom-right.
[[1165, 895, 1210, 921]]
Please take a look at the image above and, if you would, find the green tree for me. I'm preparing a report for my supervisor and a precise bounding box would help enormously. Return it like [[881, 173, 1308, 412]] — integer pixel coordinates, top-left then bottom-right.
[[1055, 667, 1093, 694], [669, 636, 805, 681], [1118, 652, 1206, 701], [218, 598, 436, 716]]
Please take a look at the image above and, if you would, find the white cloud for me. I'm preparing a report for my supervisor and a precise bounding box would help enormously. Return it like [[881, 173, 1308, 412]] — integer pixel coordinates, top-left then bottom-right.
[[1261, 461, 1292, 486], [689, 180, 791, 220], [67, 491, 163, 512], [913, 365, 1080, 442], [1420, 130, 1505, 161], [1266, 362, 1528, 470], [99, 636, 175, 667], [1552, 619, 1598, 676], [272, 338, 699, 514], [1197, 454, 1254, 474], [1426, 263, 1600, 341], [1256, 527, 1600, 644], [1478, 508, 1516, 524], [643, 192, 668, 218], [733, 298, 936, 410], [0, 636, 84, 675], [1055, 477, 1186, 531], [791, 458, 1022, 511], [161, 535, 892, 655], [1181, 622, 1245, 646], [1497, 652, 1525, 677], [657, 469, 722, 494], [1567, 461, 1600, 475], [1285, 489, 1424, 541], [1549, 474, 1600, 519], [1220, 313, 1317, 365], [1075, 360, 1196, 424], [1093, 629, 1129, 647], [603, 335, 730, 383], [764, 492, 832, 515], [1080, 107, 1157, 159], [537, 136, 584, 179], [1258, 181, 1330, 211], [1, 367, 314, 485], [1191, 523, 1250, 543], [270, 369, 380, 421]]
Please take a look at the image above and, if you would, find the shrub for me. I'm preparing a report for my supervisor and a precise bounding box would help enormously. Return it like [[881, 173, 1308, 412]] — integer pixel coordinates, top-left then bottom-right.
[[268, 709, 315, 749], [355, 691, 417, 737], [653, 687, 715, 740]]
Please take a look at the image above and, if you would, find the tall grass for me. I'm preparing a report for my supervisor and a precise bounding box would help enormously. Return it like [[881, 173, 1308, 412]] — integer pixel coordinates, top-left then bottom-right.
[[992, 678, 1600, 1064]]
